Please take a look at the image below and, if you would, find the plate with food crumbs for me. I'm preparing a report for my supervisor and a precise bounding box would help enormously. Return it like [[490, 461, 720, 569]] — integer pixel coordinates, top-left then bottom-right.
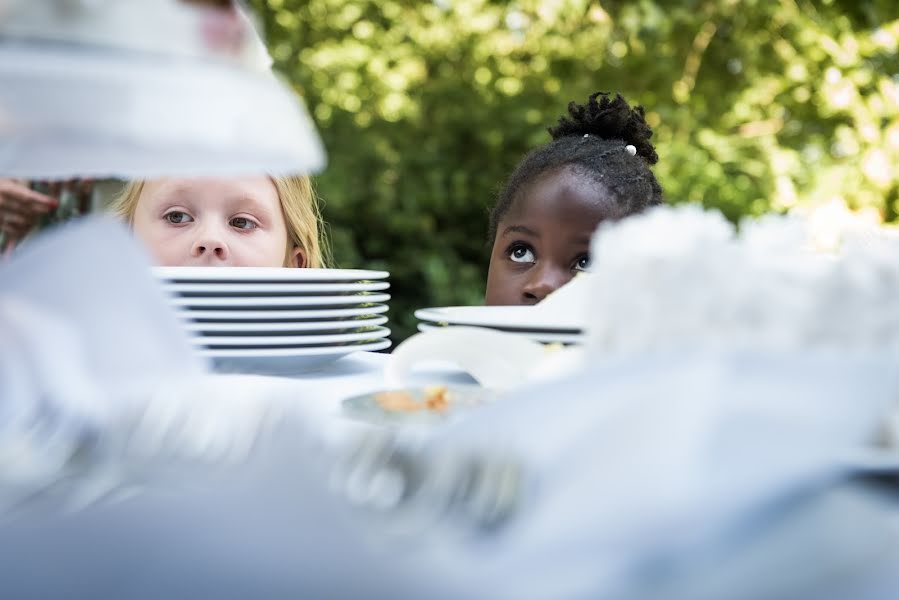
[[342, 385, 494, 426]]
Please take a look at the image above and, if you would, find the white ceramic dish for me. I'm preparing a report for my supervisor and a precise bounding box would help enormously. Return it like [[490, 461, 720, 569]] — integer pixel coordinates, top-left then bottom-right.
[[191, 327, 390, 347], [162, 281, 390, 295], [342, 384, 494, 427], [154, 266, 388, 282], [202, 339, 391, 374], [416, 322, 583, 345], [170, 293, 390, 308], [415, 306, 583, 333], [177, 305, 389, 321], [183, 315, 387, 333]]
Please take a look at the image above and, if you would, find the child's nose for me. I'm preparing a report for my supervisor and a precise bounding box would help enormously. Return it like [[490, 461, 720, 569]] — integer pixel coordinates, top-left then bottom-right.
[[190, 230, 230, 261], [521, 264, 570, 304]]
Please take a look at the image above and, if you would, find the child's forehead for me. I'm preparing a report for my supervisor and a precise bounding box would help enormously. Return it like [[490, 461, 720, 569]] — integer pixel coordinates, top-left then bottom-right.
[[507, 167, 614, 220], [143, 176, 278, 202]]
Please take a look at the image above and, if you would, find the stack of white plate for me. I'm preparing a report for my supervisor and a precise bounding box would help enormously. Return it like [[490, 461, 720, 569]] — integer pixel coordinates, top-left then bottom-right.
[[155, 267, 391, 373], [414, 306, 584, 345]]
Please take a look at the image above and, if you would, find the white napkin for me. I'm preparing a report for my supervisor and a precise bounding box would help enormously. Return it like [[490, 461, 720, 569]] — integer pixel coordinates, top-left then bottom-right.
[[410, 349, 899, 599], [0, 217, 206, 510]]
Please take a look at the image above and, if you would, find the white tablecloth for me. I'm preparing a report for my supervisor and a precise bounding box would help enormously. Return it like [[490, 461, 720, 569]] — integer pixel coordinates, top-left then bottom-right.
[[3, 349, 899, 599]]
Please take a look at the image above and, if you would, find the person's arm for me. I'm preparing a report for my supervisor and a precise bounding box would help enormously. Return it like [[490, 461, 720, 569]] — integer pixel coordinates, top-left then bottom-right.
[[0, 179, 58, 247]]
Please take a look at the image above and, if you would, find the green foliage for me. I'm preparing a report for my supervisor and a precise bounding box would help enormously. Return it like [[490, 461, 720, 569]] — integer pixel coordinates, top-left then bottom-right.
[[248, 0, 898, 341]]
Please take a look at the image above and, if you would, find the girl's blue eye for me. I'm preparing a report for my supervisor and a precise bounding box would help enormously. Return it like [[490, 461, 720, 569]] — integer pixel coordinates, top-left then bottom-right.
[[165, 211, 192, 224], [574, 255, 591, 272], [230, 217, 257, 230], [508, 243, 536, 264]]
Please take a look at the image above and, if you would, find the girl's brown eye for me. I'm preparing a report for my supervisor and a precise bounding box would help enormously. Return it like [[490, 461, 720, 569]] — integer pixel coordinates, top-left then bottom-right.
[[165, 211, 192, 224], [230, 217, 256, 230]]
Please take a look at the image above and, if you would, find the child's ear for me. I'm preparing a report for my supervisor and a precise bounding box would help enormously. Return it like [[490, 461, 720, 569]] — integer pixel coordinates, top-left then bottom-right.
[[289, 246, 306, 268]]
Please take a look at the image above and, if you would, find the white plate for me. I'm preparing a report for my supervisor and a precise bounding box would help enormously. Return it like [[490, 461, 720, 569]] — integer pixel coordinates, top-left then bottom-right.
[[415, 306, 583, 333], [162, 281, 390, 294], [342, 384, 494, 427], [171, 293, 390, 308], [191, 327, 390, 347], [184, 315, 388, 333], [202, 339, 392, 374], [417, 322, 583, 345], [154, 266, 388, 282], [177, 304, 389, 321]]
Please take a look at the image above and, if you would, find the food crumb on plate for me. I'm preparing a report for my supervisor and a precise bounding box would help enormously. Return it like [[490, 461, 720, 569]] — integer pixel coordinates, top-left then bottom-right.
[[374, 386, 450, 413]]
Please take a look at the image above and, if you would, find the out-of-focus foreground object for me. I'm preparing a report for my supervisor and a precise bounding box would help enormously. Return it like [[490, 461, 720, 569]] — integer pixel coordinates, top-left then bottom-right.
[[0, 0, 325, 179], [0, 217, 206, 511]]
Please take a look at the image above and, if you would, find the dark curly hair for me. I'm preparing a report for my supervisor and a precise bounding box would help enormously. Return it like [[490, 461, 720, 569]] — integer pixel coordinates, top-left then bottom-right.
[[488, 92, 664, 244]]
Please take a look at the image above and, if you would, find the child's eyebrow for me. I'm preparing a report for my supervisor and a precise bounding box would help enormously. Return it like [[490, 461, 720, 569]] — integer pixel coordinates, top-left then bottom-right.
[[228, 195, 275, 217], [501, 225, 540, 238]]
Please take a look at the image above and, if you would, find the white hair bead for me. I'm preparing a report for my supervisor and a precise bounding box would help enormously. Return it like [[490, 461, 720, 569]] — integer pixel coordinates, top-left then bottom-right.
[[625, 144, 637, 156]]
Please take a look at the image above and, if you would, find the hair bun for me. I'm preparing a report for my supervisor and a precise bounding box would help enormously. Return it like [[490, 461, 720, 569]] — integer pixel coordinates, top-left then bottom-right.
[[548, 92, 659, 165]]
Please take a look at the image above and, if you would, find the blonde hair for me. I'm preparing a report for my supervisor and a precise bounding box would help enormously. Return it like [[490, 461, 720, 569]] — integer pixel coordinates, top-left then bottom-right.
[[109, 175, 329, 268]]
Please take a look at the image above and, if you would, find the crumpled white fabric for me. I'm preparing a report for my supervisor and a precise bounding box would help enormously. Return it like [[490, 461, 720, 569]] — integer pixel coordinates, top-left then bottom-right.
[[587, 204, 899, 357], [400, 349, 899, 600], [0, 217, 288, 512], [0, 1, 326, 179], [0, 297, 111, 509], [351, 206, 899, 599]]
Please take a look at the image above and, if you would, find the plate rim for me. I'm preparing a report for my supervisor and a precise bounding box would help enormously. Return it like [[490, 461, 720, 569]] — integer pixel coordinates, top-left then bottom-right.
[[417, 322, 583, 344], [154, 266, 388, 282], [171, 293, 391, 307], [162, 281, 390, 294], [199, 338, 391, 357], [184, 315, 388, 333], [415, 306, 583, 333], [191, 327, 391, 347], [177, 304, 389, 321]]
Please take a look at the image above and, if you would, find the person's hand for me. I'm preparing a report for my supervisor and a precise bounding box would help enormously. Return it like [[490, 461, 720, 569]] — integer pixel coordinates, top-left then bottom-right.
[[0, 178, 58, 243]]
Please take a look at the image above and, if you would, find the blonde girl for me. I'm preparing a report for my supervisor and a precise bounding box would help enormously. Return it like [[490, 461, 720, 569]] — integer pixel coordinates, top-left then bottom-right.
[[109, 175, 328, 268]]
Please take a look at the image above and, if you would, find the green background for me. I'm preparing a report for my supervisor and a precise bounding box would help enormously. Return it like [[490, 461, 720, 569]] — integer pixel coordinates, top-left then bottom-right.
[[249, 0, 898, 341]]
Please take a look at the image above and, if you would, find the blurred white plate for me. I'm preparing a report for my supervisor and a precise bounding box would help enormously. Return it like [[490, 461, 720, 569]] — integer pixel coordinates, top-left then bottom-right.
[[342, 384, 494, 427], [184, 315, 387, 333], [171, 293, 390, 308], [154, 267, 388, 282], [417, 322, 583, 345], [163, 281, 390, 294], [177, 304, 389, 321], [202, 339, 391, 374], [415, 306, 583, 333], [192, 327, 390, 347]]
